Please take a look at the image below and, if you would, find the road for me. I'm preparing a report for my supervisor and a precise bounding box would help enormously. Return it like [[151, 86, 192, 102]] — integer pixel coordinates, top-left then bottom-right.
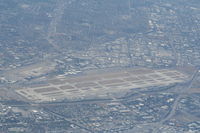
[[152, 67, 200, 132], [47, 0, 69, 51]]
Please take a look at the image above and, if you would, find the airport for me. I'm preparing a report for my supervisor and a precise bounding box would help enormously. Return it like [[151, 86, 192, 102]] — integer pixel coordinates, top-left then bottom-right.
[[16, 68, 188, 102]]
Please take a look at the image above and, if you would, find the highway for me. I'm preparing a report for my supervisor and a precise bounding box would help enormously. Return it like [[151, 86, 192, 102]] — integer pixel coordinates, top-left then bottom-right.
[[152, 67, 200, 132]]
